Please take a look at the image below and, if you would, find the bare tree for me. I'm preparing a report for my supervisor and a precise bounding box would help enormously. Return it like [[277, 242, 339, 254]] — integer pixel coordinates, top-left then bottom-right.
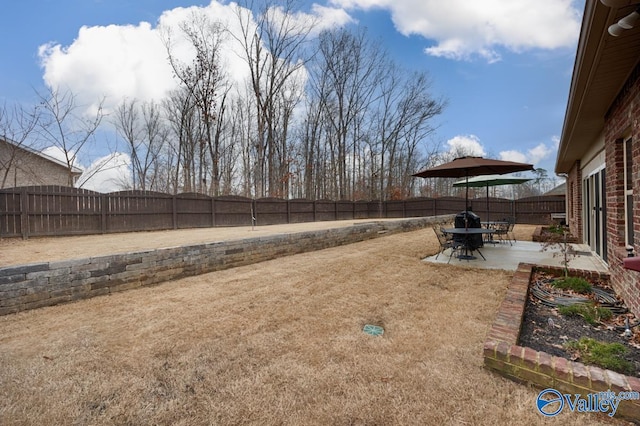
[[162, 11, 227, 195], [311, 27, 383, 199], [114, 99, 169, 191], [36, 87, 105, 186], [232, 0, 316, 197], [163, 87, 200, 193]]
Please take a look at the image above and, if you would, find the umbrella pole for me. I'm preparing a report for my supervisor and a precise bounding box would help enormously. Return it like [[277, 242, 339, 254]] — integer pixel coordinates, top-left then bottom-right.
[[486, 184, 490, 223], [465, 174, 469, 229]]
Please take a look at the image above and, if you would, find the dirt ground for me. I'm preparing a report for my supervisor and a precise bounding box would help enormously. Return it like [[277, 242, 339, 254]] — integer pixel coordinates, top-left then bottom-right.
[[0, 222, 627, 425], [1, 218, 407, 267]]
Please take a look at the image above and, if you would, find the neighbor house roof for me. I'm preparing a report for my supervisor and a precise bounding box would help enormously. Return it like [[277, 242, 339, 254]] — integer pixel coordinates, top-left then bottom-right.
[[1, 136, 83, 176], [556, 0, 640, 174], [543, 182, 567, 197]]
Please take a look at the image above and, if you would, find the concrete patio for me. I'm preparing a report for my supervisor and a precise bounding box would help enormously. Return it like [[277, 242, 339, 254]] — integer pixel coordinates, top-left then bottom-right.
[[423, 239, 609, 273]]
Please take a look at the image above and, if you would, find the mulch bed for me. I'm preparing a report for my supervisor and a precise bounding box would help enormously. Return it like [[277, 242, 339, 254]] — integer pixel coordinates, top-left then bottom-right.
[[519, 269, 640, 376]]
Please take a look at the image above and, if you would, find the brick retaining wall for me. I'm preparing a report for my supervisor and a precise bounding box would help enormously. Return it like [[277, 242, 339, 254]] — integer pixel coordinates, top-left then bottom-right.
[[0, 216, 449, 316], [484, 263, 640, 422]]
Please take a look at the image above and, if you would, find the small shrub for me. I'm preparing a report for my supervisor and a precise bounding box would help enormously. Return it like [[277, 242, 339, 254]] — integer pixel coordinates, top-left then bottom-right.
[[558, 303, 612, 325], [551, 276, 592, 294], [547, 224, 567, 235], [565, 337, 633, 374]]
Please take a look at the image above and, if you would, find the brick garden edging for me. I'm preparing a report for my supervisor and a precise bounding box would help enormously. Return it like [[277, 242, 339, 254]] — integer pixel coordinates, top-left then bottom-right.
[[0, 216, 450, 316], [483, 263, 640, 421]]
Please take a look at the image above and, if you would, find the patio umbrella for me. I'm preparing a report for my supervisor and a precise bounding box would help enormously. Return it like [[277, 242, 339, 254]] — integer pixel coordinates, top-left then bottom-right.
[[452, 174, 532, 222], [412, 156, 535, 226]]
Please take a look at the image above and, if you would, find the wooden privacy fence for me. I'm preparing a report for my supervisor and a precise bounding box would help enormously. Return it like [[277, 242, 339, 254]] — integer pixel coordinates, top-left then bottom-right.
[[0, 186, 565, 239]]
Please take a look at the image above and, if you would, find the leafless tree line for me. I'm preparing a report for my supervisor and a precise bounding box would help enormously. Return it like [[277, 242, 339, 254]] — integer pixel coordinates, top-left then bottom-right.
[[1, 1, 559, 199], [94, 2, 446, 200]]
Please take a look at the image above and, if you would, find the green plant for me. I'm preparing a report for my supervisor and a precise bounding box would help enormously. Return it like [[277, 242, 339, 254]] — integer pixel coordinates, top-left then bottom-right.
[[558, 303, 612, 326], [547, 224, 566, 235], [565, 337, 633, 374], [551, 276, 592, 294]]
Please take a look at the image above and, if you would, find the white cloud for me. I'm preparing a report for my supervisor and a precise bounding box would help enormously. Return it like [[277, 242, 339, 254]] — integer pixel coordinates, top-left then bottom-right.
[[329, 0, 581, 61], [77, 152, 132, 193], [446, 134, 486, 157], [498, 138, 557, 167], [527, 142, 554, 165], [37, 1, 350, 115], [39, 21, 174, 113], [499, 150, 528, 164]]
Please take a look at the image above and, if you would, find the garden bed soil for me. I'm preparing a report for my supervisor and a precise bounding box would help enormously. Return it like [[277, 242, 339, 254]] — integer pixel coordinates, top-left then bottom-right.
[[519, 269, 640, 376]]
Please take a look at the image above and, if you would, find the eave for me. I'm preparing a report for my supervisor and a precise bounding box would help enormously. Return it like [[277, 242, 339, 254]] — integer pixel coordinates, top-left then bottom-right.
[[555, 0, 640, 174]]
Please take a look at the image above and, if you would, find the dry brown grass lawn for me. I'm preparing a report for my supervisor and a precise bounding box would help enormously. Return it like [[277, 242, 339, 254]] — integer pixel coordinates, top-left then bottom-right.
[[0, 225, 623, 425]]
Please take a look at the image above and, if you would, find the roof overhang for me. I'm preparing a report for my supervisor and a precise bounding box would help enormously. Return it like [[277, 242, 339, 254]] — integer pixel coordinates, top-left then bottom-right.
[[556, 0, 640, 174]]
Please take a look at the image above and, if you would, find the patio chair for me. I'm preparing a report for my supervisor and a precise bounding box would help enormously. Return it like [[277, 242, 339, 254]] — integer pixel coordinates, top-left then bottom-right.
[[492, 221, 512, 246], [506, 218, 516, 244], [433, 226, 462, 263]]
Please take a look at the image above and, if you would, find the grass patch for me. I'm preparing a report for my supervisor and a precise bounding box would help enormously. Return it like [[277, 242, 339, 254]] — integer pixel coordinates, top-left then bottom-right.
[[551, 276, 592, 294], [558, 303, 612, 326], [565, 337, 634, 375], [5, 225, 584, 425]]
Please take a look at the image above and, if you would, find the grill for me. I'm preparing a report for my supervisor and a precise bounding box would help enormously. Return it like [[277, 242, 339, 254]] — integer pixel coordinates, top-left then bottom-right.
[[454, 211, 483, 250]]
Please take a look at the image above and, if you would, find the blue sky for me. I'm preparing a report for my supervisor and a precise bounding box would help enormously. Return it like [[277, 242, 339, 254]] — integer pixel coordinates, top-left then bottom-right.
[[1, 0, 584, 185]]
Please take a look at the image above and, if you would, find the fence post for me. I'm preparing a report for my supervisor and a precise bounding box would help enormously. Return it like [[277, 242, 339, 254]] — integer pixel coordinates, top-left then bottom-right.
[[287, 199, 291, 224], [211, 197, 216, 227], [252, 199, 257, 226], [172, 195, 177, 230], [20, 187, 29, 240], [101, 193, 107, 234]]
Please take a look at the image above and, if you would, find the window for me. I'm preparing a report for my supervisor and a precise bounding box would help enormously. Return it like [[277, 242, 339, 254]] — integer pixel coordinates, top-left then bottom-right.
[[624, 137, 634, 247]]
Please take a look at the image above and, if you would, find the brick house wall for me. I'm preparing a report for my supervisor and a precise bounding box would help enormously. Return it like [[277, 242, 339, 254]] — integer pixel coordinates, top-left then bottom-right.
[[603, 62, 640, 316], [0, 139, 78, 188]]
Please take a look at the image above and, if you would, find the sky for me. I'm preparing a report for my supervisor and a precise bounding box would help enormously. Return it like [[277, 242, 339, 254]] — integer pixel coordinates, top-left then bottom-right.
[[1, 0, 584, 191]]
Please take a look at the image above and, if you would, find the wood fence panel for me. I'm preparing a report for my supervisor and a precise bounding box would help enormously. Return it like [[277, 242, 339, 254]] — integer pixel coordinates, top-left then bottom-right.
[[435, 197, 467, 216], [176, 193, 213, 228], [0, 186, 566, 238], [0, 189, 21, 237], [385, 200, 405, 218], [22, 186, 103, 236], [315, 200, 337, 221], [255, 198, 288, 225], [366, 201, 384, 218], [471, 197, 514, 222], [106, 191, 173, 233], [516, 196, 565, 225], [288, 199, 315, 223], [405, 198, 435, 218], [336, 201, 355, 220], [214, 196, 253, 226], [354, 201, 370, 219]]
